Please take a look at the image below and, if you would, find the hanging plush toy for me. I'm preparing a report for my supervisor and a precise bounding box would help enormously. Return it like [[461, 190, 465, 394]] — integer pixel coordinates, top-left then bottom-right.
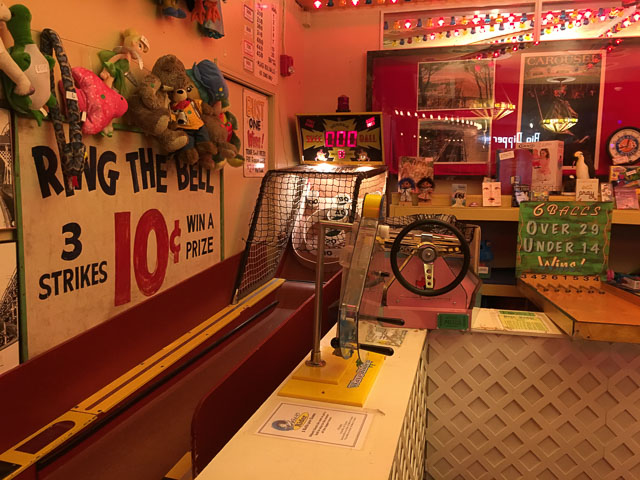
[[98, 28, 150, 94], [128, 55, 221, 168], [157, 0, 187, 19], [168, 84, 215, 166], [187, 60, 242, 168], [40, 29, 86, 194], [0, 3, 32, 96], [1, 4, 56, 125], [186, 0, 224, 38], [59, 67, 128, 136]]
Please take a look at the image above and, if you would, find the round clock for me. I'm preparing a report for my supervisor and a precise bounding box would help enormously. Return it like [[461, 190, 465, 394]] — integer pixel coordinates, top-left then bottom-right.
[[608, 127, 640, 165]]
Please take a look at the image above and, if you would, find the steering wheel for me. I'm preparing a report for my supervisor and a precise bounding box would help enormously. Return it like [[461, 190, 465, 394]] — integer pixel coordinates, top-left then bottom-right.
[[389, 219, 471, 297]]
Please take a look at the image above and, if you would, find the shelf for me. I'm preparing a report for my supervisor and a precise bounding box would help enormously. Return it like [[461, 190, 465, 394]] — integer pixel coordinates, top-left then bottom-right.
[[389, 194, 640, 225], [518, 277, 640, 343], [611, 209, 640, 225], [0, 230, 16, 242], [390, 204, 519, 222], [480, 284, 523, 298]]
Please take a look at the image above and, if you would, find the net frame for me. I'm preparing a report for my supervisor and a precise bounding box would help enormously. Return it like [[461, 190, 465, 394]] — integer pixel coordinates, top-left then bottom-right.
[[231, 165, 387, 304]]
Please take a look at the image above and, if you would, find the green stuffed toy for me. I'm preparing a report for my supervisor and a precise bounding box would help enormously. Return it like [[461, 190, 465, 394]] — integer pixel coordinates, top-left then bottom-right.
[[1, 4, 56, 125], [187, 59, 243, 168], [220, 108, 243, 167]]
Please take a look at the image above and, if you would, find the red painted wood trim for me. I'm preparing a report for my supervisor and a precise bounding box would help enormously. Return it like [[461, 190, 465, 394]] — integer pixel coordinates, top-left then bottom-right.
[[0, 253, 242, 453], [191, 272, 342, 475]]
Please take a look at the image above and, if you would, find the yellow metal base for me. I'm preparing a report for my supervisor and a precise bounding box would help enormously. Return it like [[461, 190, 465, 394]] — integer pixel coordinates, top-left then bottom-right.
[[279, 352, 385, 407], [291, 347, 350, 385]]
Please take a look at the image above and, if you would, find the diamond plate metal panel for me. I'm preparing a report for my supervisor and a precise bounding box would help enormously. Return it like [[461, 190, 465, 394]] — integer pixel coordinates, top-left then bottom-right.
[[425, 330, 640, 480]]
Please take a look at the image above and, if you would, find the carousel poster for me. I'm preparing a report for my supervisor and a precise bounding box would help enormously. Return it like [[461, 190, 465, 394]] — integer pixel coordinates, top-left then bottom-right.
[[518, 51, 605, 170]]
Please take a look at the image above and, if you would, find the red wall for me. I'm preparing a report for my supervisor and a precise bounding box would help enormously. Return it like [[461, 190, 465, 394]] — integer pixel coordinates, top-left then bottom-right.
[[368, 37, 640, 176]]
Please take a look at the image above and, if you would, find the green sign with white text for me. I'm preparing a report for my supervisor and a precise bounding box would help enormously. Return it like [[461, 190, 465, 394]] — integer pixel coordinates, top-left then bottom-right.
[[516, 202, 612, 277]]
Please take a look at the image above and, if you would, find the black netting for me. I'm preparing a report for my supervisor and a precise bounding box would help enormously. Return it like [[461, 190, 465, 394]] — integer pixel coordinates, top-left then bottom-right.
[[232, 166, 387, 303]]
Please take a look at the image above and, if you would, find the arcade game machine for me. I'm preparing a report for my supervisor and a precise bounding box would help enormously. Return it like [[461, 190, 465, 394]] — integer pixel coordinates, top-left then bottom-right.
[[199, 190, 481, 479], [277, 191, 480, 405], [230, 111, 387, 304], [198, 115, 482, 479], [230, 103, 482, 348], [228, 109, 481, 406]]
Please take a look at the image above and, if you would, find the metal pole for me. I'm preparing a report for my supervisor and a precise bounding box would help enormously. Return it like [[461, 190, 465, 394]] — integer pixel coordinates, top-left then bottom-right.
[[306, 222, 327, 367], [306, 220, 353, 367]]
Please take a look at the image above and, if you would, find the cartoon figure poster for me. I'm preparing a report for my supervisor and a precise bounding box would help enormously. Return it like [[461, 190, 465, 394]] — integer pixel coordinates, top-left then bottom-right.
[[518, 51, 605, 171]]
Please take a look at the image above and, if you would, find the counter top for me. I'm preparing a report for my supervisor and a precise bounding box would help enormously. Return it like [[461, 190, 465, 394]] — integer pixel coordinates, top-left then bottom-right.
[[198, 327, 427, 480]]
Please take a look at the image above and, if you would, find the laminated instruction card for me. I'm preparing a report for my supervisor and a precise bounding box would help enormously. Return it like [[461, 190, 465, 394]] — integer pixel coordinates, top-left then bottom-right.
[[257, 402, 372, 449]]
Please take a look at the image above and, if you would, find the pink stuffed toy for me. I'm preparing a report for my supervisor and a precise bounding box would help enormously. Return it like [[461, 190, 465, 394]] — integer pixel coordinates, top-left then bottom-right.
[[59, 67, 128, 136]]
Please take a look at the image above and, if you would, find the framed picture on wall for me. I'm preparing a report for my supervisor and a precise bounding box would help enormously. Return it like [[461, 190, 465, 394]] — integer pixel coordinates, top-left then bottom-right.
[[417, 59, 495, 111], [518, 51, 605, 171], [418, 116, 491, 165], [0, 108, 14, 231], [0, 241, 18, 374]]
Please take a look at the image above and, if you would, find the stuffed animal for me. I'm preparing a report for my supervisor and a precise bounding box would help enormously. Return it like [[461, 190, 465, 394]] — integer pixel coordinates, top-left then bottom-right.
[[59, 67, 128, 136], [40, 28, 85, 194], [0, 3, 32, 96], [1, 4, 56, 125], [187, 60, 242, 168], [98, 28, 150, 93], [127, 59, 188, 154], [157, 0, 187, 18], [186, 0, 225, 38], [128, 55, 219, 167], [169, 84, 215, 166]]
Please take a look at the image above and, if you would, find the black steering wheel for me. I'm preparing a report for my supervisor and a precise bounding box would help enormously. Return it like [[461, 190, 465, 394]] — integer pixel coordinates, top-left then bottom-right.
[[390, 219, 471, 297]]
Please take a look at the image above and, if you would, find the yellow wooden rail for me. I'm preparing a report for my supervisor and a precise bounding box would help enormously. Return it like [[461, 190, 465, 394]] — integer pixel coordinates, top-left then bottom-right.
[[0, 278, 284, 480]]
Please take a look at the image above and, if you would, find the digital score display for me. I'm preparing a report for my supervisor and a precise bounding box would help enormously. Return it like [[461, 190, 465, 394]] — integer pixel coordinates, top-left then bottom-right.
[[325, 130, 358, 148], [296, 113, 384, 165]]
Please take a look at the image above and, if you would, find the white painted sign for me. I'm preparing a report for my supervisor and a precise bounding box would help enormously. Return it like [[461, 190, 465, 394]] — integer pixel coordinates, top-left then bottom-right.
[[243, 88, 268, 177], [17, 118, 221, 356], [254, 0, 278, 85]]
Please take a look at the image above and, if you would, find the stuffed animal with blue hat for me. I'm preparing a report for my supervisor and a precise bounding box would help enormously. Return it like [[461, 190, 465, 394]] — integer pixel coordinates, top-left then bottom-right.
[[187, 59, 243, 168]]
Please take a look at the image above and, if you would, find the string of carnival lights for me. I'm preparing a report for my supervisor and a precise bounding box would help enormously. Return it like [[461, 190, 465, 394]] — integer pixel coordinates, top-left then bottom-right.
[[378, 7, 637, 47], [393, 110, 484, 130]]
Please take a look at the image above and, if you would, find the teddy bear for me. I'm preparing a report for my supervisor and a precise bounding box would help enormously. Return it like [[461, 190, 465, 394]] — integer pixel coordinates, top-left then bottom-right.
[[127, 67, 187, 154], [128, 54, 216, 167], [168, 84, 216, 167]]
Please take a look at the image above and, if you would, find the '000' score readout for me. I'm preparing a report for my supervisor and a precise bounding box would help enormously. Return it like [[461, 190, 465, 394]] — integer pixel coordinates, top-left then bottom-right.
[[325, 130, 358, 148]]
